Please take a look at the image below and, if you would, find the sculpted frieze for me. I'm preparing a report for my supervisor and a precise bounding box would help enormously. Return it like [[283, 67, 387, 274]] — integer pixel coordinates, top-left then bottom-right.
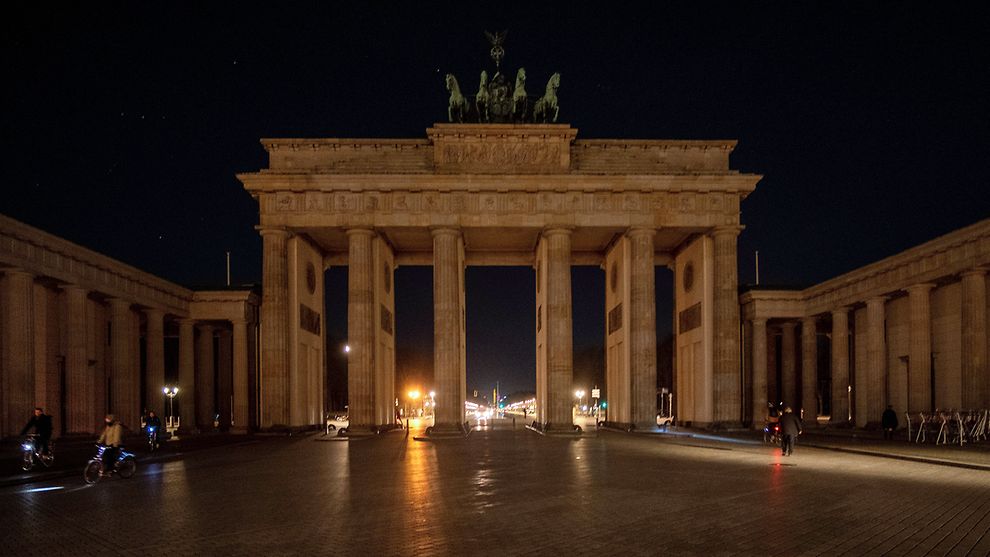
[[439, 142, 563, 172]]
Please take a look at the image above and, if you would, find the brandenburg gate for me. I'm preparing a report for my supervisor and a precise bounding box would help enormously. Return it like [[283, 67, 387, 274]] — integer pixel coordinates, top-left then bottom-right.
[[238, 123, 761, 434]]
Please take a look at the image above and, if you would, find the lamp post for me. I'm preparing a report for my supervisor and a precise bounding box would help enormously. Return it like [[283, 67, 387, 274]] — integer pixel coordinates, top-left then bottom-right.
[[163, 386, 179, 430], [575, 389, 586, 414], [408, 389, 420, 418], [429, 391, 436, 422]]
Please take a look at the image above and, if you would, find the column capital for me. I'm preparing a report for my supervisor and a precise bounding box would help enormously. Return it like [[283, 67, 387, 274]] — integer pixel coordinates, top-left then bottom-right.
[[176, 317, 195, 326], [196, 322, 214, 331], [960, 268, 988, 278], [60, 283, 88, 294], [144, 307, 165, 318], [430, 226, 461, 238], [751, 318, 767, 326], [256, 225, 290, 239], [107, 297, 132, 310], [2, 267, 34, 279], [905, 282, 937, 294], [866, 295, 887, 306], [709, 225, 745, 238], [779, 321, 797, 331], [831, 306, 852, 316], [800, 316, 818, 327], [541, 227, 573, 238], [346, 227, 377, 238], [626, 226, 656, 239]]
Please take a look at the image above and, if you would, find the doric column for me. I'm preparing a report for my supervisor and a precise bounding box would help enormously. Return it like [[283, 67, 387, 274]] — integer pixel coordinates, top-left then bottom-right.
[[62, 285, 92, 434], [217, 328, 233, 430], [432, 227, 467, 434], [259, 226, 290, 428], [108, 298, 139, 428], [628, 227, 657, 429], [961, 270, 988, 408], [544, 228, 575, 430], [750, 319, 768, 428], [195, 324, 215, 431], [144, 308, 165, 415], [906, 284, 935, 412], [801, 317, 818, 424], [231, 318, 250, 433], [830, 307, 851, 424], [177, 318, 195, 432], [347, 228, 376, 430], [780, 322, 797, 408], [865, 296, 887, 424], [2, 269, 35, 437], [711, 226, 743, 425]]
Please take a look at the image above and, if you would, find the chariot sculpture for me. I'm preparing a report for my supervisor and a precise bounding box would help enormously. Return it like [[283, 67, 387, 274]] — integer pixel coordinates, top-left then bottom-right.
[[444, 31, 562, 124]]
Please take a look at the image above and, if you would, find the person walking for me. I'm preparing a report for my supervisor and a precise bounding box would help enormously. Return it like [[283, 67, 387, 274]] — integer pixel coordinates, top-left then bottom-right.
[[881, 405, 898, 440], [779, 406, 802, 456]]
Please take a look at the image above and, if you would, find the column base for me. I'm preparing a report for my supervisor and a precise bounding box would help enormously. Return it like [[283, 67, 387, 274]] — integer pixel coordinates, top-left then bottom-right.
[[529, 421, 582, 436], [340, 423, 401, 436], [426, 422, 469, 438], [229, 426, 250, 435]]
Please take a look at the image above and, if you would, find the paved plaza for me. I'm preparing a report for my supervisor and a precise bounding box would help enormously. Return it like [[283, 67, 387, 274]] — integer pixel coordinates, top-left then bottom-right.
[[2, 423, 990, 556]]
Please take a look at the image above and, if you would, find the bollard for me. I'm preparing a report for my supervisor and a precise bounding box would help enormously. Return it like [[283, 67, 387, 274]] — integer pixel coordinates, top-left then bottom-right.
[[513, 417, 516, 428]]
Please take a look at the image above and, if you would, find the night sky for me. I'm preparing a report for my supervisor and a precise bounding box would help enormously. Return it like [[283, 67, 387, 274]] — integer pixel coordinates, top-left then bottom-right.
[[5, 3, 989, 399]]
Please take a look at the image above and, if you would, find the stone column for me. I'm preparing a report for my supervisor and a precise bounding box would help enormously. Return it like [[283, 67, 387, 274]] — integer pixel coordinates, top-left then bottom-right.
[[231, 318, 250, 433], [865, 296, 887, 424], [108, 298, 139, 428], [711, 226, 743, 425], [433, 227, 467, 434], [906, 284, 935, 412], [801, 317, 818, 424], [259, 226, 290, 428], [628, 228, 657, 429], [346, 228, 376, 431], [195, 324, 215, 431], [217, 328, 233, 430], [961, 270, 988, 408], [2, 269, 35, 437], [544, 228, 575, 431], [830, 307, 851, 424], [144, 308, 165, 415], [62, 285, 91, 434], [750, 319, 768, 428], [177, 318, 195, 432], [780, 322, 797, 408]]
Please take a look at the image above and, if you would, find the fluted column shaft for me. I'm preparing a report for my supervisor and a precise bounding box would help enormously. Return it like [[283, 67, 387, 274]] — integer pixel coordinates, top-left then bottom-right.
[[63, 286, 91, 433], [961, 270, 988, 408], [260, 227, 290, 428], [433, 228, 466, 432], [177, 319, 195, 431], [830, 308, 851, 424], [347, 229, 376, 429], [195, 324, 215, 430], [780, 322, 797, 408], [866, 296, 887, 424], [751, 319, 768, 427], [712, 226, 742, 424], [2, 270, 35, 437], [109, 298, 138, 428], [801, 317, 818, 423], [144, 309, 165, 415], [628, 228, 657, 428], [232, 319, 250, 433], [544, 228, 575, 429], [217, 328, 233, 430], [907, 284, 935, 412]]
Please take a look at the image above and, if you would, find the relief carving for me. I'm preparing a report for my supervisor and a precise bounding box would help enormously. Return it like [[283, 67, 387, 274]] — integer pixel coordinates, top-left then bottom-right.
[[440, 142, 562, 171]]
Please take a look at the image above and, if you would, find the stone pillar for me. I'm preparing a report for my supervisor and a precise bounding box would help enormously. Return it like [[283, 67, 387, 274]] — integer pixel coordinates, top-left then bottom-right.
[[711, 226, 742, 425], [830, 307, 851, 424], [62, 286, 91, 434], [961, 270, 988, 408], [865, 296, 887, 425], [260, 226, 290, 428], [144, 308, 165, 415], [217, 328, 233, 430], [750, 319, 768, 428], [801, 317, 818, 424], [195, 324, 215, 431], [177, 318, 195, 432], [780, 322, 797, 408], [543, 228, 575, 431], [231, 319, 250, 433], [346, 228, 376, 432], [2, 270, 35, 437], [906, 284, 935, 413], [108, 298, 139, 428], [432, 227, 467, 434], [628, 228, 657, 429]]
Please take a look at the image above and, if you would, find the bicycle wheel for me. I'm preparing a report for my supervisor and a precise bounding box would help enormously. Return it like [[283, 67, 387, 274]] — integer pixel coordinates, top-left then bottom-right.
[[117, 457, 136, 479], [39, 452, 54, 468], [83, 460, 102, 484], [22, 451, 34, 471]]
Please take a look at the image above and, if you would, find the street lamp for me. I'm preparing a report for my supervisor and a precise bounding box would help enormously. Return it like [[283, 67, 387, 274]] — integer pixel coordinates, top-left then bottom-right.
[[575, 389, 586, 414], [163, 386, 179, 429], [408, 389, 420, 417], [343, 344, 351, 354]]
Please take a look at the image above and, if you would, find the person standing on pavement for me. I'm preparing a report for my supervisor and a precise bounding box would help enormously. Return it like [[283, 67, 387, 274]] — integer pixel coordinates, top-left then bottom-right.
[[779, 406, 802, 456], [20, 407, 53, 456], [97, 414, 124, 474], [881, 405, 898, 440]]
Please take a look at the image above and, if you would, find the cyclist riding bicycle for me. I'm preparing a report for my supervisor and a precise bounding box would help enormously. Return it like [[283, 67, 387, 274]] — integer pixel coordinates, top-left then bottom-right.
[[20, 407, 53, 456], [97, 414, 124, 475]]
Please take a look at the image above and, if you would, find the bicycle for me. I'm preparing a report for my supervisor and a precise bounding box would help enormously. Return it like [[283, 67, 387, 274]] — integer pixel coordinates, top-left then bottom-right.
[[21, 434, 54, 471], [83, 445, 136, 484]]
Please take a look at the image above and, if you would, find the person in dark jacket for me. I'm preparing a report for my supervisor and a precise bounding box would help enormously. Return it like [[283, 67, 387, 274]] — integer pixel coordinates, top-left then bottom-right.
[[779, 406, 802, 456], [20, 407, 53, 456], [881, 405, 898, 440]]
